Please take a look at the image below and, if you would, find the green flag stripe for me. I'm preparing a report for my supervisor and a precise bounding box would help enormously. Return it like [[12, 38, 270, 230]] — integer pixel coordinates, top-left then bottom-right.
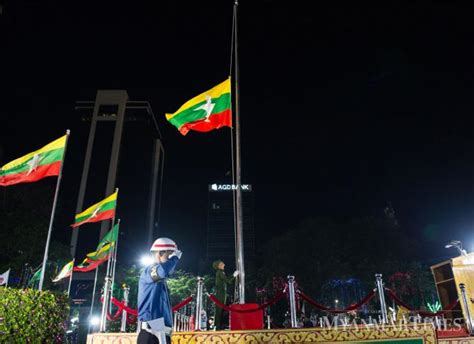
[[74, 200, 116, 223], [168, 93, 231, 129], [0, 147, 64, 176]]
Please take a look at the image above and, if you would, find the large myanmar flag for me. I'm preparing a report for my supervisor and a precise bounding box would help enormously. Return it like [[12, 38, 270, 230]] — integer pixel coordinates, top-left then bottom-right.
[[0, 134, 66, 186], [166, 78, 232, 135], [71, 191, 117, 228]]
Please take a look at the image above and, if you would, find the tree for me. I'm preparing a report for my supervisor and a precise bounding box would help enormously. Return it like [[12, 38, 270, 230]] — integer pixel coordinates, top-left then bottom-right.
[[0, 183, 71, 287], [256, 216, 435, 324]]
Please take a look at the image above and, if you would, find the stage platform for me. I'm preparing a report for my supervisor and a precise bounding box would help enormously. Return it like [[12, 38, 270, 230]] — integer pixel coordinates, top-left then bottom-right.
[[84, 324, 474, 344]]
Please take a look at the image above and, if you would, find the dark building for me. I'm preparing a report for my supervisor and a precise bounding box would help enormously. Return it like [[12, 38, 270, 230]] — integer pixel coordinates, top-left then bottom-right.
[[206, 183, 255, 270]]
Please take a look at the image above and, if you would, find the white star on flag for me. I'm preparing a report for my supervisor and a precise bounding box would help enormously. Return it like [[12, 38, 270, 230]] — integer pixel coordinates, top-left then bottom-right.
[[26, 154, 42, 175], [195, 95, 215, 122], [91, 206, 102, 218]]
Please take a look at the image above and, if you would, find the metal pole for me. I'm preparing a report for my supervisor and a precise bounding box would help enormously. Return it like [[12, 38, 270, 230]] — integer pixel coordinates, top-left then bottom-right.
[[195, 277, 204, 331], [459, 283, 474, 335], [88, 267, 100, 334], [233, 0, 245, 305], [121, 284, 130, 332], [375, 274, 388, 324], [67, 259, 75, 297], [287, 276, 298, 328], [99, 276, 112, 332], [39, 130, 70, 291], [110, 218, 121, 313]]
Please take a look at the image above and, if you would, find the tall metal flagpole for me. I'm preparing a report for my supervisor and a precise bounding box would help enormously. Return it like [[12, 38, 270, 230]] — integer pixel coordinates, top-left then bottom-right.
[[109, 219, 121, 313], [67, 259, 75, 297], [88, 267, 99, 334], [39, 130, 70, 291], [233, 0, 245, 303], [99, 190, 118, 332]]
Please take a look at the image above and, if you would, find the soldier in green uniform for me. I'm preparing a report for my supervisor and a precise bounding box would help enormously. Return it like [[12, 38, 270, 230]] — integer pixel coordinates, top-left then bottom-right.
[[212, 259, 239, 330]]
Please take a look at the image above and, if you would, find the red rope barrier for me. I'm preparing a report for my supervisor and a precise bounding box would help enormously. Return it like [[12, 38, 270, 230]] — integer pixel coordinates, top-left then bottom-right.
[[106, 305, 123, 321], [384, 288, 459, 317], [208, 292, 286, 313], [102, 295, 194, 321], [109, 296, 138, 316], [172, 296, 193, 312], [298, 289, 377, 314]]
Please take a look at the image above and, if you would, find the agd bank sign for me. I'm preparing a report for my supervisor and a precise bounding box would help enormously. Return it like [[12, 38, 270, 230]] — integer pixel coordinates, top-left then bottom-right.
[[209, 184, 252, 192]]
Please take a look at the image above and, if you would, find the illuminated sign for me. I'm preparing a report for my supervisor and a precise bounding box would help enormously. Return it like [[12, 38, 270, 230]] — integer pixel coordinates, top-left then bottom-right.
[[209, 184, 252, 192]]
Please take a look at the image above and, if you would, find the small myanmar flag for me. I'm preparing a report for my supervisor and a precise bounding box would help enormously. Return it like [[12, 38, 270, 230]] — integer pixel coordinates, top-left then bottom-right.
[[73, 256, 109, 273], [52, 260, 74, 283], [96, 223, 119, 252], [0, 134, 67, 186], [71, 191, 117, 228], [86, 243, 112, 261], [166, 78, 232, 135]]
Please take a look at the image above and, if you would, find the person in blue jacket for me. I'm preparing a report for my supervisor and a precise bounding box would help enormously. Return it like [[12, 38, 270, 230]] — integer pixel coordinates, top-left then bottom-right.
[[137, 237, 182, 344]]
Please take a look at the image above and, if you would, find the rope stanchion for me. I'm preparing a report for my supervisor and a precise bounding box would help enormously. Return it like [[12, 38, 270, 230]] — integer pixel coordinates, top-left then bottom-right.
[[208, 291, 286, 313], [173, 296, 193, 313], [298, 289, 377, 314], [385, 288, 459, 317], [106, 306, 123, 321]]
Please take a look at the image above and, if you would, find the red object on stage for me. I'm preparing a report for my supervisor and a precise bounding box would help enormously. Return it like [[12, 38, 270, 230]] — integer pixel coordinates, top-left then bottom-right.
[[229, 304, 264, 330]]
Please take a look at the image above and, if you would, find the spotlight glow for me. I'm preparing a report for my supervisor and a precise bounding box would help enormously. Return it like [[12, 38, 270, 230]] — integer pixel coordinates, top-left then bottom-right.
[[89, 316, 100, 326], [140, 254, 154, 266]]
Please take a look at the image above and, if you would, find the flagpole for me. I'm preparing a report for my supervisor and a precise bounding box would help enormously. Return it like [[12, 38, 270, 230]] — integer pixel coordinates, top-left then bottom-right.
[[100, 188, 118, 332], [39, 130, 70, 291], [109, 218, 121, 314], [233, 0, 246, 304], [228, 2, 240, 302], [88, 266, 100, 334], [67, 259, 75, 297]]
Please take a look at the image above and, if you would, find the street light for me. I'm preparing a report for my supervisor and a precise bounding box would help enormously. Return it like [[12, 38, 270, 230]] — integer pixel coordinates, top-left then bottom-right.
[[89, 316, 100, 327], [445, 240, 467, 256], [140, 254, 154, 267]]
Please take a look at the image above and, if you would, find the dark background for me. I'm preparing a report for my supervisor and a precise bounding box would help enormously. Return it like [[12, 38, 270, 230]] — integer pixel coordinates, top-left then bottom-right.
[[1, 1, 474, 271]]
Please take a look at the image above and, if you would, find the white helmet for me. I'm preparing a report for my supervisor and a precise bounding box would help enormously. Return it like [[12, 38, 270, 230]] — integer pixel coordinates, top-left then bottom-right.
[[150, 237, 177, 252]]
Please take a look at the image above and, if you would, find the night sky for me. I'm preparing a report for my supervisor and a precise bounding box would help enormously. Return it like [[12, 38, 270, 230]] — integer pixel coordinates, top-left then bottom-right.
[[1, 1, 474, 271]]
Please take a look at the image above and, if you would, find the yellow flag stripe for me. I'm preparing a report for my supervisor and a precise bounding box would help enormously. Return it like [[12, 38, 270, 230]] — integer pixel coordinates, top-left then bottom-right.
[[75, 191, 118, 219], [166, 78, 231, 121], [1, 134, 67, 171]]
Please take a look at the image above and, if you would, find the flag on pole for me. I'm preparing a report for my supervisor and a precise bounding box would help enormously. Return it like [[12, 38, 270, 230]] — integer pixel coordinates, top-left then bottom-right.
[[52, 260, 74, 283], [0, 269, 10, 286], [73, 256, 109, 272], [0, 134, 67, 186], [166, 78, 232, 135], [71, 191, 117, 228], [96, 223, 119, 251], [28, 268, 42, 288], [86, 243, 113, 261], [73, 223, 119, 273]]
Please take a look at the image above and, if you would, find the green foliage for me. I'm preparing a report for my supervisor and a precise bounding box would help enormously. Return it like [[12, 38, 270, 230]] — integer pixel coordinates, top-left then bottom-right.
[[257, 216, 438, 323], [0, 288, 69, 343], [0, 184, 71, 288]]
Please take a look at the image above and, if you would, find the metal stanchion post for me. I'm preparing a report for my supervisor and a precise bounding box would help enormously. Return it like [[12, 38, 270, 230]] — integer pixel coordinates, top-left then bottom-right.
[[120, 284, 130, 332], [459, 283, 474, 335], [173, 312, 177, 332], [375, 274, 388, 324], [99, 276, 112, 332], [195, 277, 204, 331], [287, 275, 298, 328]]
